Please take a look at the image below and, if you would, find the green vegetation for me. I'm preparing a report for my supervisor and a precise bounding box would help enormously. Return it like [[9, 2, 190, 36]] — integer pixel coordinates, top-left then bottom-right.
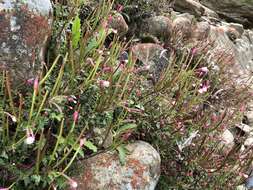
[[0, 0, 252, 189]]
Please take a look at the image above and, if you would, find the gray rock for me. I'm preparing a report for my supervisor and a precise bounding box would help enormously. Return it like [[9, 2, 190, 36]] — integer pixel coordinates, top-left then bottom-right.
[[141, 16, 173, 41], [208, 25, 253, 84], [220, 129, 235, 155], [173, 0, 217, 18], [192, 21, 211, 41], [131, 43, 169, 82], [246, 175, 253, 189], [108, 13, 128, 36], [227, 23, 245, 38], [73, 141, 161, 190], [200, 0, 253, 28], [246, 111, 253, 127], [173, 0, 205, 17], [0, 0, 53, 88], [173, 15, 193, 40]]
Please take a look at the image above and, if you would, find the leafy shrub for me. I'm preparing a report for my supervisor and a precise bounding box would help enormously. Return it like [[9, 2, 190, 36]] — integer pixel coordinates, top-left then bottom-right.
[[0, 0, 252, 189]]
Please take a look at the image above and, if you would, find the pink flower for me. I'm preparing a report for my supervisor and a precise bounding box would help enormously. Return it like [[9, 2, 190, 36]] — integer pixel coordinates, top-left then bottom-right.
[[33, 76, 39, 94], [198, 85, 209, 94], [191, 47, 197, 56], [69, 179, 78, 189], [196, 67, 209, 77], [79, 138, 86, 147], [199, 67, 209, 73], [198, 81, 210, 94], [98, 80, 110, 88], [0, 188, 9, 190], [117, 4, 124, 12], [26, 78, 35, 85], [25, 128, 35, 145], [73, 111, 79, 123], [102, 66, 113, 73], [108, 15, 113, 23]]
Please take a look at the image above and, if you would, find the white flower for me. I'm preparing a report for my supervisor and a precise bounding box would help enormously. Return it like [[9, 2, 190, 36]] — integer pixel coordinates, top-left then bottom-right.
[[69, 180, 78, 189], [25, 128, 35, 145], [98, 80, 110, 88], [25, 136, 35, 145], [199, 67, 209, 73], [198, 86, 208, 93]]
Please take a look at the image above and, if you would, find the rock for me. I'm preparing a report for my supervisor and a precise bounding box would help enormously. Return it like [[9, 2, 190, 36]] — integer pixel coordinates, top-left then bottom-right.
[[207, 25, 253, 84], [173, 0, 217, 18], [236, 185, 247, 190], [200, 0, 253, 28], [108, 13, 128, 36], [227, 23, 245, 38], [131, 43, 169, 82], [246, 175, 253, 189], [141, 16, 173, 41], [246, 111, 253, 127], [0, 0, 53, 88], [235, 123, 253, 135], [173, 0, 205, 17], [73, 141, 161, 190], [93, 127, 113, 149], [192, 21, 210, 41], [220, 129, 235, 154], [244, 136, 253, 147], [173, 15, 193, 40]]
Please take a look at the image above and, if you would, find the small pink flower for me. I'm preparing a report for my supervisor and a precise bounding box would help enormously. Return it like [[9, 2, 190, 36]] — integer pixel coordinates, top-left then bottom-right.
[[0, 188, 9, 190], [108, 15, 113, 23], [239, 172, 249, 178], [196, 67, 209, 77], [198, 81, 210, 94], [26, 78, 34, 85], [199, 67, 209, 73], [117, 4, 124, 12], [25, 128, 35, 145], [191, 47, 197, 56], [102, 66, 113, 73], [33, 76, 39, 94], [79, 138, 86, 147], [98, 80, 110, 88], [68, 95, 77, 104], [73, 111, 79, 123], [69, 179, 78, 189]]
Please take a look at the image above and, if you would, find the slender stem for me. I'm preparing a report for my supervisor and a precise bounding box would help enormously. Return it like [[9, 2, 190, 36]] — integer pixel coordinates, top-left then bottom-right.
[[35, 129, 44, 174], [49, 119, 64, 166], [39, 55, 61, 86], [5, 72, 17, 118]]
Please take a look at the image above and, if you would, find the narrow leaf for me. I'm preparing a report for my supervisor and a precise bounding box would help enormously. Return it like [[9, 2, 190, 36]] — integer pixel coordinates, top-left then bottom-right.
[[117, 145, 126, 166], [84, 140, 97, 152], [72, 15, 81, 49], [116, 123, 137, 135]]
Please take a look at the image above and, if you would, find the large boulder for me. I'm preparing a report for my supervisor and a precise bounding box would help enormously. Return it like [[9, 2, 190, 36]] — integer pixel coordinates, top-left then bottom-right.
[[200, 0, 253, 28], [73, 141, 161, 190], [206, 24, 253, 84], [0, 0, 53, 88], [173, 0, 217, 18]]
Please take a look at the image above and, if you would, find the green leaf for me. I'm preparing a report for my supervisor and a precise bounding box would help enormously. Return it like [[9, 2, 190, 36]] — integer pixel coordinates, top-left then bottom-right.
[[84, 140, 97, 152], [116, 123, 137, 135], [31, 175, 41, 186], [72, 15, 81, 49], [116, 145, 126, 166]]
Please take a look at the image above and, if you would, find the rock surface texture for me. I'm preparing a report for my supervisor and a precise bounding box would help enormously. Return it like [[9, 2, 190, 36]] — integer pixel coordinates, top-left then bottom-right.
[[73, 141, 161, 190], [200, 0, 253, 28], [0, 0, 53, 87]]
